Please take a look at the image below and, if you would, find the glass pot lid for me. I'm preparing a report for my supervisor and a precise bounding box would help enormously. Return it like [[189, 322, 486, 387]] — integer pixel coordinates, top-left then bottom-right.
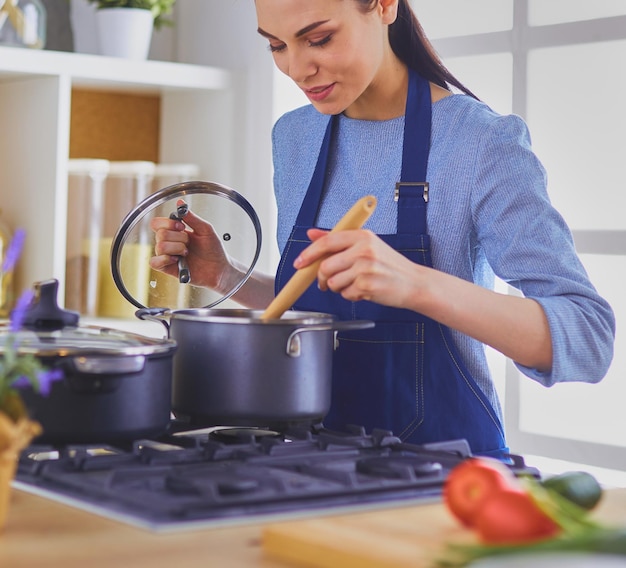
[[0, 279, 176, 356], [0, 321, 176, 357], [110, 181, 262, 311]]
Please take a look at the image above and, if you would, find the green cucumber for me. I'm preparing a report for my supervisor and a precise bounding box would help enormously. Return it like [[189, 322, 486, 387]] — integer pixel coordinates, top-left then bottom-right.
[[541, 471, 603, 511]]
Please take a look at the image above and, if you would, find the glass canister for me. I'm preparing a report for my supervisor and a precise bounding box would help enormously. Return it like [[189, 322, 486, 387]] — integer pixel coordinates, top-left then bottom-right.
[[65, 159, 110, 317], [0, 0, 46, 49], [98, 161, 155, 319]]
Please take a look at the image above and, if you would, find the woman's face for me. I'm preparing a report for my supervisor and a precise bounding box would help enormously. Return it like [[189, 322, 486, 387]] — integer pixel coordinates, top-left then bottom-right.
[[256, 0, 398, 117]]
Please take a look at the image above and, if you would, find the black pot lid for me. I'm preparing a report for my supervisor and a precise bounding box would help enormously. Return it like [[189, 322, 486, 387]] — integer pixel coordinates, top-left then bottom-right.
[[110, 181, 262, 311]]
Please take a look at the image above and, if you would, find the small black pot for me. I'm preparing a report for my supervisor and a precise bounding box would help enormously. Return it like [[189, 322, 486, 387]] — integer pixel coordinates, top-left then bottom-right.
[[3, 279, 177, 443]]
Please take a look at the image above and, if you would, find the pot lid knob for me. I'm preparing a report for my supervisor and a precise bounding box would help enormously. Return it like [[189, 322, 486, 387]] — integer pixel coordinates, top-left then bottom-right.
[[20, 279, 80, 330]]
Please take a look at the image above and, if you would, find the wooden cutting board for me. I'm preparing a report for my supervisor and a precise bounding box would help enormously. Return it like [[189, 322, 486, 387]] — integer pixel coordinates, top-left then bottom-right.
[[261, 500, 475, 568], [262, 489, 626, 568]]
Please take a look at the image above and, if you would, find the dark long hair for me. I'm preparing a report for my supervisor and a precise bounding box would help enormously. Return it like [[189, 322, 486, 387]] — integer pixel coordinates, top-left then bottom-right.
[[357, 0, 479, 100]]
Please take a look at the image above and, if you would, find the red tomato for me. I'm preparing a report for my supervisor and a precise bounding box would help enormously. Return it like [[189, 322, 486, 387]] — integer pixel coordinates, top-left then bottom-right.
[[443, 458, 521, 527], [475, 489, 561, 544]]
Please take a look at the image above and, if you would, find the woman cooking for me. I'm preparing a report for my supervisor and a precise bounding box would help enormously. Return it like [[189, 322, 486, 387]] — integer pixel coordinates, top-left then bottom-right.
[[149, 0, 615, 458]]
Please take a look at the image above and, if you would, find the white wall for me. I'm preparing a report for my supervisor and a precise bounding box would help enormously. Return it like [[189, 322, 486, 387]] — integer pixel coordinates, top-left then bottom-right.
[[174, 0, 279, 273], [416, 0, 626, 478]]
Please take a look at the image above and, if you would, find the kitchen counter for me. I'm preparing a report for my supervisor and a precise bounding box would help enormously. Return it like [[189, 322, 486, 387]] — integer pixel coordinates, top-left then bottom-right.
[[1, 487, 626, 567]]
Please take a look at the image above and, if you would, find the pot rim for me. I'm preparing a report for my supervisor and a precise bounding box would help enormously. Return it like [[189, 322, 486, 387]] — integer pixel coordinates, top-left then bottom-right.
[[168, 308, 337, 325]]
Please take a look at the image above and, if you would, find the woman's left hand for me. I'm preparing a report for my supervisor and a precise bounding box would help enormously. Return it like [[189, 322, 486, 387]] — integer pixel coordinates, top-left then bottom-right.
[[294, 228, 421, 307]]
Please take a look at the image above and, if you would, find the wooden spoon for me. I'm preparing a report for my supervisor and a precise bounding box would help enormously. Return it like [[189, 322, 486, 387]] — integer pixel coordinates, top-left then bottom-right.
[[260, 195, 377, 320]]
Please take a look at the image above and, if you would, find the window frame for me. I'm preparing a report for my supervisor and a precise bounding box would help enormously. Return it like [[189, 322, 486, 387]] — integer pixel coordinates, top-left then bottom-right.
[[431, 0, 626, 471]]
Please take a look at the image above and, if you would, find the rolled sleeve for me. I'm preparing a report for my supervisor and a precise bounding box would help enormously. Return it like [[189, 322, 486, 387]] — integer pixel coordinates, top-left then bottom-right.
[[471, 114, 615, 386]]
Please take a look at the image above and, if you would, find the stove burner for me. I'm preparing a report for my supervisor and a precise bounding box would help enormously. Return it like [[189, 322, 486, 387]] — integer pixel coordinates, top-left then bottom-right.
[[356, 456, 443, 479], [15, 424, 540, 531], [209, 427, 282, 444]]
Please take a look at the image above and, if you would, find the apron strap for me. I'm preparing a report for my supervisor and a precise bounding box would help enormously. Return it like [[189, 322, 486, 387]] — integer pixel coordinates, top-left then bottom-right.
[[401, 69, 431, 183], [292, 69, 431, 234], [396, 181, 429, 235], [294, 116, 335, 227], [397, 69, 431, 235]]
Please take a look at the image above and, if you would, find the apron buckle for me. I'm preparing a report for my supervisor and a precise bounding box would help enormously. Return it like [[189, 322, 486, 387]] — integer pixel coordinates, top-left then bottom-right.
[[394, 182, 429, 203]]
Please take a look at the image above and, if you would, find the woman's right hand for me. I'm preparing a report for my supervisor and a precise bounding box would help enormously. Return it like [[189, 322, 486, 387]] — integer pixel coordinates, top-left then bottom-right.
[[149, 200, 238, 292]]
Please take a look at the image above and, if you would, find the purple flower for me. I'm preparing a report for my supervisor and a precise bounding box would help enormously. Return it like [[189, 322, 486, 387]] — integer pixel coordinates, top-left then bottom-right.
[[2, 228, 26, 274], [10, 376, 31, 390], [0, 228, 63, 418], [35, 369, 64, 396], [10, 368, 63, 397], [9, 289, 34, 332]]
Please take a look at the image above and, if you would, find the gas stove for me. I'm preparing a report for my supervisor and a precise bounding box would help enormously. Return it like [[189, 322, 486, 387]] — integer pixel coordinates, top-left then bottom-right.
[[14, 422, 539, 532]]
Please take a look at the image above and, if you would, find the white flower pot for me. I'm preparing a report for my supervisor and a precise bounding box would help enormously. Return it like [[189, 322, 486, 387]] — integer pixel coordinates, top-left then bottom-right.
[[95, 7, 154, 60]]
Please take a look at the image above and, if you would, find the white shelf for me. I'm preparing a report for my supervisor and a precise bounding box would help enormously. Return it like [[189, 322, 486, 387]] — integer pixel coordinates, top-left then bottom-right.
[[0, 46, 231, 92], [0, 48, 233, 309]]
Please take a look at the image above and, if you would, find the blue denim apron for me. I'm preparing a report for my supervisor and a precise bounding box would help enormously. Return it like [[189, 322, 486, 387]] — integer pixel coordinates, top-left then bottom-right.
[[275, 69, 508, 458]]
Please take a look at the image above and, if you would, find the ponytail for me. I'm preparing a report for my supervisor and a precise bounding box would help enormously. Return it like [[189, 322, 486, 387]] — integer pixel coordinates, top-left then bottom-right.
[[357, 0, 479, 100]]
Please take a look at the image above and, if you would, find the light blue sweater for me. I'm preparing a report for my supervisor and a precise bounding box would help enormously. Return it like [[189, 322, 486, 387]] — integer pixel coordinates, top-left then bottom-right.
[[271, 95, 615, 420]]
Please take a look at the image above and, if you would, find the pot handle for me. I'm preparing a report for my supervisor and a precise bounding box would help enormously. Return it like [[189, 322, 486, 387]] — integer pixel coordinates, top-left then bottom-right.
[[328, 320, 375, 333], [55, 357, 146, 394], [286, 320, 374, 357], [135, 307, 171, 336]]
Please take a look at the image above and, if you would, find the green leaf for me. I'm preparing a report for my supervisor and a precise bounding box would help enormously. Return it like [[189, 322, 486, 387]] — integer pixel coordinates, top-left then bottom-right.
[[437, 527, 626, 567]]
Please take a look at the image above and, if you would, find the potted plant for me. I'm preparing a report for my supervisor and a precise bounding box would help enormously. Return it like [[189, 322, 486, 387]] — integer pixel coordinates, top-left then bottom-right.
[[86, 0, 176, 30], [0, 229, 61, 530], [85, 0, 177, 60]]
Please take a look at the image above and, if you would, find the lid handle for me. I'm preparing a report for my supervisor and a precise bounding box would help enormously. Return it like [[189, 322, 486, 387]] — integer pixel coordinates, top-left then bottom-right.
[[21, 279, 80, 330]]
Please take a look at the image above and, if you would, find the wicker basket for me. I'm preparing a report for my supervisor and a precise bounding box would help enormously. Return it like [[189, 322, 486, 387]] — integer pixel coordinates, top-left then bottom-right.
[[0, 415, 41, 530]]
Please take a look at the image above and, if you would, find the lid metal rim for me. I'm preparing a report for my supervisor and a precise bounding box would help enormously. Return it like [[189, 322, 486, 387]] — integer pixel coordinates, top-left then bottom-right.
[[6, 344, 177, 357], [110, 180, 262, 312]]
